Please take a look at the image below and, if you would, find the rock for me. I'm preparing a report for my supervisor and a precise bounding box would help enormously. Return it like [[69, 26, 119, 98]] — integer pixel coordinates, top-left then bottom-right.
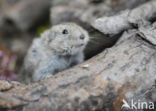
[[50, 0, 147, 26], [92, 1, 156, 35], [138, 22, 156, 46], [0, 0, 51, 32], [0, 80, 12, 91], [50, 0, 111, 25]]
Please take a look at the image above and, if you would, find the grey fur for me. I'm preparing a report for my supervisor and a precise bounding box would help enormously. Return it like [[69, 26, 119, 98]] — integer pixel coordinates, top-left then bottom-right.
[[23, 23, 89, 81]]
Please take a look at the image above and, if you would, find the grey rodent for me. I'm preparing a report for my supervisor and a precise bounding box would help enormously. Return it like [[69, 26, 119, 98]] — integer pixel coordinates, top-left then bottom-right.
[[23, 23, 89, 82]]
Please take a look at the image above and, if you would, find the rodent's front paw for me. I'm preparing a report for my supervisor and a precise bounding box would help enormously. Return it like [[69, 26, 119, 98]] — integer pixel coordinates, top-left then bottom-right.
[[33, 72, 52, 81]]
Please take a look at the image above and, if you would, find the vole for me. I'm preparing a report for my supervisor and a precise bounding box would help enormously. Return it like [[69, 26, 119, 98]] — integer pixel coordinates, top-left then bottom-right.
[[23, 23, 89, 82]]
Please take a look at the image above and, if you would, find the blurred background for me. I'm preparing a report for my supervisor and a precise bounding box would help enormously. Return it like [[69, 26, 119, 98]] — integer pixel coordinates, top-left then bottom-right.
[[0, 0, 149, 81]]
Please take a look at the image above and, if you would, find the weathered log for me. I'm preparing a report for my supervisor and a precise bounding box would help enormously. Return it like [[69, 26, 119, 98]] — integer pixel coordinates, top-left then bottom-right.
[[0, 22, 156, 111], [1, 0, 51, 32]]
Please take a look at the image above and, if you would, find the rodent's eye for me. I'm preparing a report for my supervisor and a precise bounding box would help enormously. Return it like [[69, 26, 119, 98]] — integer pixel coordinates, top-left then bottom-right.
[[62, 29, 68, 34], [80, 34, 85, 40]]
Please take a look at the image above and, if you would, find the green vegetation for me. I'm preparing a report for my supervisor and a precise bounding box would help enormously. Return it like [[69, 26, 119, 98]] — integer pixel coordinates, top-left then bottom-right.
[[36, 23, 51, 37]]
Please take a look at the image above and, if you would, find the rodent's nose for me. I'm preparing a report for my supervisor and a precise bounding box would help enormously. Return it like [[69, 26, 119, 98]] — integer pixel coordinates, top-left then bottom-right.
[[80, 34, 85, 40]]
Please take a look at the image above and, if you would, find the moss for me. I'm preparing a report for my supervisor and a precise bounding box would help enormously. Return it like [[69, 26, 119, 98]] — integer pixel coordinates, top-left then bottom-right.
[[36, 23, 51, 37], [89, 29, 104, 38]]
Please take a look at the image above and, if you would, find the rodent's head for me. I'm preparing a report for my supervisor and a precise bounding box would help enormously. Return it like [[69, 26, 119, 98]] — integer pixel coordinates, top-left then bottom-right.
[[41, 23, 89, 56]]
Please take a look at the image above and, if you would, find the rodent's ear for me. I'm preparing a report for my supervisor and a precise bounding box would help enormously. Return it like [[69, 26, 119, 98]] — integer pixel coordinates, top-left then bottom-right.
[[41, 30, 56, 44]]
